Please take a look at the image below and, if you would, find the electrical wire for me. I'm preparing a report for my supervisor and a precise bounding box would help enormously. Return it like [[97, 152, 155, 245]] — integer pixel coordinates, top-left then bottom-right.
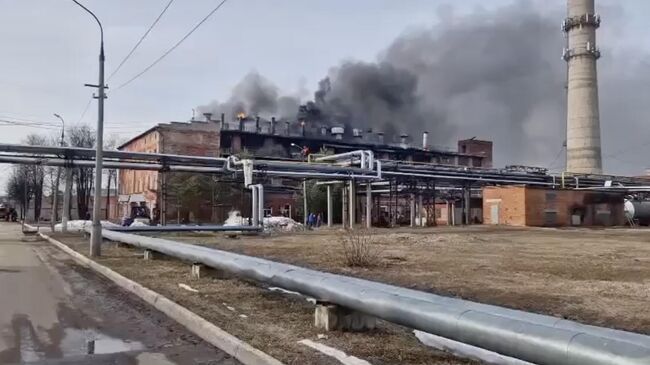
[[113, 0, 230, 92], [77, 97, 93, 124], [108, 0, 176, 81]]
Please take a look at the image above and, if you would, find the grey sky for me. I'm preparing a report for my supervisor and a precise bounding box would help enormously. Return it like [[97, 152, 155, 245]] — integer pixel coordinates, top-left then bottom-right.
[[1, 0, 650, 179]]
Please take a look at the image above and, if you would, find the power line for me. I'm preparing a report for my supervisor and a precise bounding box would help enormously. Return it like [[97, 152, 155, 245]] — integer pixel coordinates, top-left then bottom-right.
[[77, 97, 93, 124], [108, 0, 176, 81], [114, 0, 230, 92]]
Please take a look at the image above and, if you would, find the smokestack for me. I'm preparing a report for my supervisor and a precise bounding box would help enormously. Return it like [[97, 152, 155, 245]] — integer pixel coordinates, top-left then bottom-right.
[[203, 113, 212, 122], [271, 117, 276, 135], [422, 131, 429, 150], [300, 120, 306, 137], [564, 0, 602, 173], [285, 121, 290, 136], [255, 116, 260, 133], [220, 113, 225, 130], [376, 132, 385, 145], [400, 133, 409, 148]]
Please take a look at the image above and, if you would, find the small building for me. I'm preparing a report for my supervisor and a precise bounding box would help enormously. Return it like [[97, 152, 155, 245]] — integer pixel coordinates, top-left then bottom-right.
[[483, 186, 625, 227]]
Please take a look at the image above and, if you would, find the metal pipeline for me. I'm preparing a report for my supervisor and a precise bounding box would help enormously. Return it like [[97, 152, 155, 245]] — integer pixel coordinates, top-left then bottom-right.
[[250, 185, 259, 227], [106, 225, 261, 233], [248, 184, 264, 227], [95, 230, 650, 365], [0, 156, 225, 173]]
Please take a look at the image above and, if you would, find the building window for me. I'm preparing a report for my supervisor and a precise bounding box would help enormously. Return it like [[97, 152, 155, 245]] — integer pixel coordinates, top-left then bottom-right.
[[263, 208, 272, 217], [462, 145, 467, 153]]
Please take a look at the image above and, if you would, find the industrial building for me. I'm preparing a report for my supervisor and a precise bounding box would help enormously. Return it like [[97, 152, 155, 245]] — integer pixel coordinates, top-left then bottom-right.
[[117, 115, 492, 224]]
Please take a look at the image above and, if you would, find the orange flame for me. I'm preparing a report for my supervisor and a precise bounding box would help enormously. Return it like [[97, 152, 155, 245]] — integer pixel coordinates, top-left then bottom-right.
[[237, 112, 247, 119]]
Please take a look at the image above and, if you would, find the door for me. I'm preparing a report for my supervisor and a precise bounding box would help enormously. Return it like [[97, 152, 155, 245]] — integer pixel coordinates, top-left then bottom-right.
[[490, 204, 499, 225]]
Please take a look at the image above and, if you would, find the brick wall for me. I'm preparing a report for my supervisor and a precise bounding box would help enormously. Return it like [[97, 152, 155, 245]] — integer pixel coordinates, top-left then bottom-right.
[[483, 186, 625, 227], [483, 186, 527, 226], [118, 129, 160, 208]]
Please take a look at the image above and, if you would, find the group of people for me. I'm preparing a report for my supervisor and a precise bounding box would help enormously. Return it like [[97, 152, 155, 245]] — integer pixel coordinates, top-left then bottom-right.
[[306, 212, 322, 228]]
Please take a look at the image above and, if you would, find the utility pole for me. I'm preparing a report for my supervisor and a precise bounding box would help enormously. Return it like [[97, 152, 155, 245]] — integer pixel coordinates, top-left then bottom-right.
[[74, 0, 105, 257]]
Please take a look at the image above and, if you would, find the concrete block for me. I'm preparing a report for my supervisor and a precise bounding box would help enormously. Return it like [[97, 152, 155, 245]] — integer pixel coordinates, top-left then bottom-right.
[[143, 249, 154, 260], [315, 303, 377, 332], [191, 263, 203, 279]]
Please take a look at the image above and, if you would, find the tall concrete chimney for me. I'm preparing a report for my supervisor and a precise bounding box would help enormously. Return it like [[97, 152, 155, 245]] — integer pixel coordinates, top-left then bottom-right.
[[422, 131, 429, 150], [564, 0, 602, 174]]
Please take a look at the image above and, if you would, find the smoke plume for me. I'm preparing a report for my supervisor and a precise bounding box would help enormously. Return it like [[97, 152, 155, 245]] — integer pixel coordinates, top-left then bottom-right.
[[197, 72, 300, 120], [197, 2, 650, 174]]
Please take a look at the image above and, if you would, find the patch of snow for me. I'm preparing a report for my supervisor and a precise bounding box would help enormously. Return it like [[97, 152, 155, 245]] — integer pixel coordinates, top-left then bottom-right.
[[262, 216, 303, 233], [54, 220, 120, 233], [268, 287, 317, 304], [178, 283, 199, 293], [224, 211, 245, 226], [129, 220, 150, 227], [298, 339, 371, 365]]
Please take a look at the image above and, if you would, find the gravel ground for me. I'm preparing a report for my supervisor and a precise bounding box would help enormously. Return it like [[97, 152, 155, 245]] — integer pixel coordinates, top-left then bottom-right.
[[53, 233, 475, 365]]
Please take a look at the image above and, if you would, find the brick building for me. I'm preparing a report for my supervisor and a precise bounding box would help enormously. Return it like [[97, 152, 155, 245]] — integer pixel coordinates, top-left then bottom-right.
[[118, 117, 493, 224], [482, 186, 625, 227]]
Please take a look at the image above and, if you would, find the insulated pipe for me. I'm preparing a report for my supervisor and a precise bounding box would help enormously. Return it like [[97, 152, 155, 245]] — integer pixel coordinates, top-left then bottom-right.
[[326, 185, 333, 227], [106, 225, 262, 233], [349, 180, 355, 228], [0, 156, 225, 173], [418, 194, 423, 227], [342, 183, 348, 229], [385, 171, 556, 186], [410, 194, 416, 227], [366, 183, 372, 229], [95, 230, 650, 365], [62, 167, 72, 233], [256, 184, 264, 226], [314, 151, 374, 170], [250, 185, 258, 227]]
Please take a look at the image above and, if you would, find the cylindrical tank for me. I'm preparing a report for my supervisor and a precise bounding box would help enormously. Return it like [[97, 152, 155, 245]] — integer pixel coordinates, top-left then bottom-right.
[[624, 200, 650, 225]]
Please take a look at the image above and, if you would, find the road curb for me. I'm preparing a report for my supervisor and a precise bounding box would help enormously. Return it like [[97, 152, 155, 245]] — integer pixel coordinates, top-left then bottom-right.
[[39, 232, 284, 365]]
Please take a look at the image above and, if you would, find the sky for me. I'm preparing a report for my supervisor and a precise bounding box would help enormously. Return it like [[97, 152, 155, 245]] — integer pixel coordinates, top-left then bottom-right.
[[1, 0, 650, 183]]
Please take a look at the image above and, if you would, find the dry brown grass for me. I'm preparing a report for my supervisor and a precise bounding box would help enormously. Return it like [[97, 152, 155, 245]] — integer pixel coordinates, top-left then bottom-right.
[[338, 229, 383, 267]]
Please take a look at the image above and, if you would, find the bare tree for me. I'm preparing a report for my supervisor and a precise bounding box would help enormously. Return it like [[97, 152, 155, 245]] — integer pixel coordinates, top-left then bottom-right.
[[23, 134, 47, 221], [67, 124, 96, 219], [6, 166, 32, 220], [104, 134, 121, 219]]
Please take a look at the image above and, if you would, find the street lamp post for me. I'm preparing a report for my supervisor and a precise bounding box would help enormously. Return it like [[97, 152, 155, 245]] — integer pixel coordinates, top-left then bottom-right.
[[73, 0, 105, 257]]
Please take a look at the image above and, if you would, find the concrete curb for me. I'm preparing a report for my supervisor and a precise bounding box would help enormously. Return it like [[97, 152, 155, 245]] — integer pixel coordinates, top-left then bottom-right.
[[38, 231, 284, 365]]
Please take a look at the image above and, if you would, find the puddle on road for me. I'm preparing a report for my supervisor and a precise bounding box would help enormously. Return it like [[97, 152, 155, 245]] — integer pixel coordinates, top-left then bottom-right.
[[0, 314, 145, 363], [59, 328, 145, 356]]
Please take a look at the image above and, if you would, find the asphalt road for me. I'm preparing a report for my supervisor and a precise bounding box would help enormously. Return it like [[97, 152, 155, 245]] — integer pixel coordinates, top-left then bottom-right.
[[0, 222, 239, 365]]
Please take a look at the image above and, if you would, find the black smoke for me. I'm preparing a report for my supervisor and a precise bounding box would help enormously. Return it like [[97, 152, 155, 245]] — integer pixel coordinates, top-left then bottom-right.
[[197, 1, 650, 174], [197, 72, 300, 120]]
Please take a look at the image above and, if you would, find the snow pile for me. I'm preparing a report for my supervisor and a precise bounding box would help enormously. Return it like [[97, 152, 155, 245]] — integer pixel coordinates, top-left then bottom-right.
[[129, 220, 149, 227], [224, 211, 245, 226], [54, 220, 120, 233], [263, 216, 303, 232], [223, 210, 303, 232]]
